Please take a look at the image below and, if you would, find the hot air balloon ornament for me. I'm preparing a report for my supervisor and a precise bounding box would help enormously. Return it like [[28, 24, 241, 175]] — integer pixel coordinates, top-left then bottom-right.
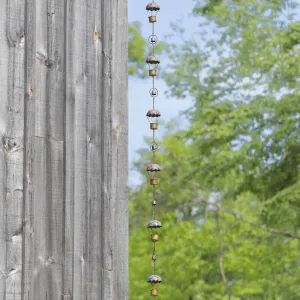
[[147, 275, 162, 297], [147, 109, 161, 130], [147, 164, 161, 186], [146, 55, 160, 77], [148, 220, 162, 242], [146, 2, 160, 23]]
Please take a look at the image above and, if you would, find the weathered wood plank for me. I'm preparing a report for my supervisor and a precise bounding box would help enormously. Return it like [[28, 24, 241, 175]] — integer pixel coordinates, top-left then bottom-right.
[[0, 0, 128, 299], [0, 0, 10, 296], [65, 1, 88, 299], [22, 0, 36, 299], [31, 138, 64, 299], [30, 0, 65, 298], [100, 1, 115, 299], [35, 0, 65, 140], [63, 2, 75, 298], [0, 0, 26, 299], [111, 0, 129, 299], [86, 1, 104, 299]]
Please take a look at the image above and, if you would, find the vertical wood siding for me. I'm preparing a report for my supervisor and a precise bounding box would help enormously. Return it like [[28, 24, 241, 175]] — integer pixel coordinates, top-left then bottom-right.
[[0, 0, 128, 299]]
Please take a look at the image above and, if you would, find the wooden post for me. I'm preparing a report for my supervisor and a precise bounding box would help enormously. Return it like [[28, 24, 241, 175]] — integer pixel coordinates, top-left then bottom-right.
[[0, 0, 128, 299]]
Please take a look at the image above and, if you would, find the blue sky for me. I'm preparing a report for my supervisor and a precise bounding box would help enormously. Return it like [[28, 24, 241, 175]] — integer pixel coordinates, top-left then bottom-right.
[[128, 0, 198, 185]]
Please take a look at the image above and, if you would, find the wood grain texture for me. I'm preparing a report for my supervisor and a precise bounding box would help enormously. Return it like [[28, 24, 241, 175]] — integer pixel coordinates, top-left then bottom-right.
[[0, 0, 128, 299], [0, 0, 25, 299], [111, 1, 128, 299]]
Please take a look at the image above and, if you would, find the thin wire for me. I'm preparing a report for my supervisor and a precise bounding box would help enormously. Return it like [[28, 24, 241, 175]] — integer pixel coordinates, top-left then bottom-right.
[[153, 240, 156, 274], [152, 130, 155, 144], [152, 201, 155, 219], [152, 185, 156, 219], [152, 23, 155, 54]]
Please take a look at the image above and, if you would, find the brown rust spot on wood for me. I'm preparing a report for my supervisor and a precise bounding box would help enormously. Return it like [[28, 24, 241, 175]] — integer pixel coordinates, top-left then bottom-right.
[[93, 31, 99, 40]]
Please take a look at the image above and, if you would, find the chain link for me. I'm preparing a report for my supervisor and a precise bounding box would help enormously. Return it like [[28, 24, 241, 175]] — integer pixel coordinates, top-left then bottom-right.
[[146, 1, 161, 295], [150, 8, 157, 279]]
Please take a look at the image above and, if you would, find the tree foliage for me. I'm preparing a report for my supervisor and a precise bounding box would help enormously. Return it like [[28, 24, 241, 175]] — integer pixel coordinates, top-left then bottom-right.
[[129, 22, 166, 77], [129, 1, 300, 299], [129, 22, 147, 76]]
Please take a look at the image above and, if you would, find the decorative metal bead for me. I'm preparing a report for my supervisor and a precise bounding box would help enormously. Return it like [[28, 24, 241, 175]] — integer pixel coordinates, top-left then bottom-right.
[[150, 289, 159, 296], [151, 145, 157, 151], [150, 143, 158, 151], [151, 234, 160, 242], [149, 88, 158, 97], [148, 35, 158, 45]]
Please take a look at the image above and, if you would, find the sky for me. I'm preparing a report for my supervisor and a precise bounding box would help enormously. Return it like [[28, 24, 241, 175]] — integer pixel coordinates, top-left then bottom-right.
[[128, 0, 198, 185]]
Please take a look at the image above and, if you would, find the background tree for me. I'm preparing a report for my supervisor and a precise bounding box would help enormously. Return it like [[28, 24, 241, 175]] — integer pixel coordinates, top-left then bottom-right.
[[129, 0, 300, 299]]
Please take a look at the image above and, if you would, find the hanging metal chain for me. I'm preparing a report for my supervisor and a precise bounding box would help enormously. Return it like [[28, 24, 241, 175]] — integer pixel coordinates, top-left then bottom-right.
[[145, 1, 162, 297]]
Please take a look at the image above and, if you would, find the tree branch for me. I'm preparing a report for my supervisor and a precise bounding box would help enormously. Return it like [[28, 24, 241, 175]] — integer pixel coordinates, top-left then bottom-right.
[[194, 199, 300, 240], [216, 211, 231, 300], [217, 205, 300, 240]]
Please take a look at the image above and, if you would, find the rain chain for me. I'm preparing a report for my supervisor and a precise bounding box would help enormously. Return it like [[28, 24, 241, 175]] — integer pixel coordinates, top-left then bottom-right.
[[145, 1, 162, 297]]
